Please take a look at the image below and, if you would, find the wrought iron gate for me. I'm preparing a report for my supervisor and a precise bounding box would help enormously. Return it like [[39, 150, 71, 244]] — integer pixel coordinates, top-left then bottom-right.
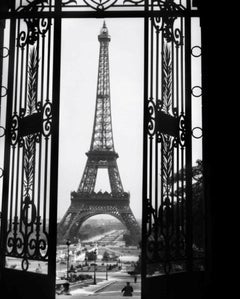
[[0, 1, 61, 298], [0, 1, 203, 299], [142, 2, 204, 297]]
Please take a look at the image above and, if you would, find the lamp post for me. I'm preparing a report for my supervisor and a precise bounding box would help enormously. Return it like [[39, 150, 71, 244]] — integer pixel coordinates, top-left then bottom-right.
[[93, 264, 96, 284], [66, 239, 71, 281], [93, 249, 97, 284], [106, 264, 108, 280]]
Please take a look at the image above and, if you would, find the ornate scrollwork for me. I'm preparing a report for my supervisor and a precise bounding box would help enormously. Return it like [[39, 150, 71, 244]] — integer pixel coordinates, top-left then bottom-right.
[[147, 98, 163, 137], [162, 134, 173, 191], [6, 214, 49, 269], [123, 0, 144, 4], [28, 230, 48, 259], [178, 113, 186, 146], [18, 17, 51, 48], [147, 232, 165, 262], [146, 195, 183, 273], [147, 98, 156, 137], [62, 0, 77, 5], [10, 114, 19, 145], [82, 0, 118, 11], [152, 0, 184, 45], [42, 101, 52, 137], [21, 195, 37, 226], [6, 217, 25, 256], [61, 0, 145, 8], [147, 221, 174, 274], [17, 1, 51, 48], [162, 44, 173, 115]]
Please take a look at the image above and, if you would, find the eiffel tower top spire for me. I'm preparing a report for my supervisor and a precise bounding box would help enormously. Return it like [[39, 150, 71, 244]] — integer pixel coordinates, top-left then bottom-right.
[[90, 21, 115, 153]]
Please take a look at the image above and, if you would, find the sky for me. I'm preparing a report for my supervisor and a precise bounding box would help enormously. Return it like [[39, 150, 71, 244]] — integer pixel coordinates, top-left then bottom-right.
[[58, 18, 144, 220]]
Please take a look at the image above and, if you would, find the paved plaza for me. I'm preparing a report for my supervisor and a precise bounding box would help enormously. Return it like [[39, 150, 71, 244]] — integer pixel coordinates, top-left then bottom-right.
[[58, 279, 141, 299]]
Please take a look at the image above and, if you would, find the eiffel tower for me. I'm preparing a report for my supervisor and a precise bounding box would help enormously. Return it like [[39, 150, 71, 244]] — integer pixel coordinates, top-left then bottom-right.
[[58, 22, 141, 245]]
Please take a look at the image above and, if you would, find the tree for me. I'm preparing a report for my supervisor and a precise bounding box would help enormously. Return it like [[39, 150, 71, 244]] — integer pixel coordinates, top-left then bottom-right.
[[172, 159, 204, 249], [102, 251, 110, 261], [86, 250, 97, 261]]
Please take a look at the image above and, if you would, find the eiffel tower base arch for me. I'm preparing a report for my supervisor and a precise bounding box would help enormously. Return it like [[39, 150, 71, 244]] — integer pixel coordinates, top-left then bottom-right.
[[58, 191, 141, 245]]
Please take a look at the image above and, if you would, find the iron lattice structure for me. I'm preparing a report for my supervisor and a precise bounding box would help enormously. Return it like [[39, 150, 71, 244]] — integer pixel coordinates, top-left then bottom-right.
[[58, 22, 141, 244]]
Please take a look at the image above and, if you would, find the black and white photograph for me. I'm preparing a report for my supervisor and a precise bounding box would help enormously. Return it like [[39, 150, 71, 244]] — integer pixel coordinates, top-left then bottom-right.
[[0, 1, 223, 299]]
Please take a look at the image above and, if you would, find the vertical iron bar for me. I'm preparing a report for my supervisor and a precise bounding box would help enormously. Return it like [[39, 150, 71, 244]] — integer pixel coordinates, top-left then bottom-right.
[[154, 27, 159, 257], [171, 144, 174, 238], [14, 45, 24, 220], [180, 17, 185, 248], [0, 13, 16, 270], [48, 1, 62, 297], [148, 12, 153, 235], [13, 18, 20, 114], [142, 4, 149, 298], [20, 139, 24, 232], [9, 148, 15, 231], [24, 43, 29, 115], [47, 18, 51, 100], [20, 42, 29, 232], [185, 2, 193, 272], [175, 36, 180, 258], [201, 5, 212, 282], [31, 39, 40, 231], [43, 138, 48, 232], [160, 29, 165, 265], [0, 20, 5, 101]]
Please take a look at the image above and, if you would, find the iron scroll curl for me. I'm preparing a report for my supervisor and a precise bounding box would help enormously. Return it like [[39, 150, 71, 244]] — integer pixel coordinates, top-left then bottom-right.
[[42, 102, 52, 137], [18, 18, 51, 48], [152, 0, 184, 46]]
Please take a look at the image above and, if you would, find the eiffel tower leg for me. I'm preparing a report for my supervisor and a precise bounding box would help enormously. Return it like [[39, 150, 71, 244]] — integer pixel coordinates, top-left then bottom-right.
[[108, 160, 124, 193], [61, 213, 81, 242], [61, 209, 94, 243], [58, 210, 78, 241], [120, 208, 141, 245], [66, 219, 82, 243], [77, 160, 98, 193]]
